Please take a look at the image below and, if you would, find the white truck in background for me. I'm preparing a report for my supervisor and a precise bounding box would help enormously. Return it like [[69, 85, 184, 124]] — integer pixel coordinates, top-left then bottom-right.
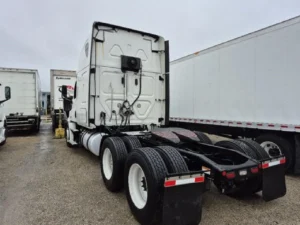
[[0, 84, 11, 145], [169, 15, 300, 173], [61, 22, 286, 225], [0, 68, 41, 132], [50, 69, 76, 132]]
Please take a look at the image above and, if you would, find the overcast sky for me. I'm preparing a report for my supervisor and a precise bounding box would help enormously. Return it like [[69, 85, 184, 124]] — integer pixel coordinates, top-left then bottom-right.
[[0, 0, 300, 91]]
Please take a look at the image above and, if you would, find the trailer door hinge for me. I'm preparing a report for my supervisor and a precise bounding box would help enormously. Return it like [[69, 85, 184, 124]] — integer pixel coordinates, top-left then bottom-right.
[[159, 76, 164, 81], [158, 117, 164, 123], [90, 68, 96, 73]]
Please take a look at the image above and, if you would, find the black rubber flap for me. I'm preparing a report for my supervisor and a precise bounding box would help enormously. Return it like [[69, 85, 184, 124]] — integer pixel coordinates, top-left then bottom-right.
[[163, 180, 205, 225], [262, 163, 286, 201], [294, 134, 300, 174]]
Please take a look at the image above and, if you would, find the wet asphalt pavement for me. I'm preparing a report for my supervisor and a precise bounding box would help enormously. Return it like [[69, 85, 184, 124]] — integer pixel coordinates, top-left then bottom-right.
[[0, 123, 300, 225]]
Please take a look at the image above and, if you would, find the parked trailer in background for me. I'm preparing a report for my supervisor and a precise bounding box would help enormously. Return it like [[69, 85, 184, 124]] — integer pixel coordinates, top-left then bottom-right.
[[0, 68, 41, 132], [62, 22, 286, 225], [50, 69, 76, 132], [169, 15, 300, 173], [0, 84, 11, 145]]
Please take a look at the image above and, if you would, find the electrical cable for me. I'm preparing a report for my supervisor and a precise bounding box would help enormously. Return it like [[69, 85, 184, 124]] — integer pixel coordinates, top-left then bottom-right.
[[130, 67, 142, 107]]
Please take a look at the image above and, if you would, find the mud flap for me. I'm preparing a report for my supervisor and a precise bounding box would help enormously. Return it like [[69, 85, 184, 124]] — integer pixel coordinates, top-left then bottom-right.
[[262, 157, 286, 201], [163, 174, 206, 225]]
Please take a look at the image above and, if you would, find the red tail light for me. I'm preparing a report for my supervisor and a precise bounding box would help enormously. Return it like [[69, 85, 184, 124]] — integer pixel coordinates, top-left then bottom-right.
[[251, 167, 259, 173], [262, 163, 269, 169], [280, 158, 286, 164], [226, 172, 236, 179], [258, 164, 262, 169], [164, 180, 176, 187]]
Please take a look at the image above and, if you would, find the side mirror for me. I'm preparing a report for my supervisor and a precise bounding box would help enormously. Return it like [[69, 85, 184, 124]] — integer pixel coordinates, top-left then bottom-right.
[[5, 86, 11, 100], [61, 85, 67, 98]]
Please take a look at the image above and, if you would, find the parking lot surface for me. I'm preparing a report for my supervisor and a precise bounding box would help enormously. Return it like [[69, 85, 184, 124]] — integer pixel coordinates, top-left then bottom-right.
[[1, 123, 300, 225]]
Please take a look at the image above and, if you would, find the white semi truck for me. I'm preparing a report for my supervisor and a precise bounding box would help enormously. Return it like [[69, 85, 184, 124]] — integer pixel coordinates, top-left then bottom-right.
[[0, 68, 41, 132], [50, 69, 76, 132], [0, 84, 11, 145], [169, 15, 300, 174], [62, 22, 286, 225]]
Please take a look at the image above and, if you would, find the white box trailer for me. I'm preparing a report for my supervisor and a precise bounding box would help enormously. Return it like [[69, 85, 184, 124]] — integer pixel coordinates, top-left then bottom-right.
[[0, 84, 11, 145], [50, 69, 76, 131], [0, 68, 41, 132], [169, 15, 300, 173]]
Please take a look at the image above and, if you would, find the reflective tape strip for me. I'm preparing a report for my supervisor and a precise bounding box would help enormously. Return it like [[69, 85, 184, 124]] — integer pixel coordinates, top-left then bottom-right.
[[269, 160, 280, 167], [169, 118, 300, 132], [164, 176, 205, 188], [164, 180, 176, 187], [262, 157, 285, 169]]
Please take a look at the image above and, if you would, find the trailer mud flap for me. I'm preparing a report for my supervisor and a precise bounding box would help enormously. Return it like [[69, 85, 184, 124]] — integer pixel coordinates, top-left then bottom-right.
[[163, 174, 206, 225], [262, 157, 286, 201]]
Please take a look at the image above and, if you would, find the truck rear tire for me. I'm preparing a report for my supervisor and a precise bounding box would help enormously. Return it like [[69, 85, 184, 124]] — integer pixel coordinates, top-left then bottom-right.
[[194, 131, 212, 144], [33, 118, 40, 133], [155, 146, 189, 173], [122, 136, 142, 152], [125, 147, 167, 225], [215, 140, 257, 159], [52, 115, 56, 132], [256, 134, 293, 170], [238, 139, 269, 160], [100, 137, 128, 192]]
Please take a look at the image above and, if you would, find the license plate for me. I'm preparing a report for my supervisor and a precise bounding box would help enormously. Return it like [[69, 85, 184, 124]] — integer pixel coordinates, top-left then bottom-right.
[[239, 170, 247, 176]]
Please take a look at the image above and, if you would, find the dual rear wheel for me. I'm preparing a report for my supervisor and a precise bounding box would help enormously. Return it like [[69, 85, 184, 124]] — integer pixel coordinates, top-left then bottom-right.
[[215, 139, 267, 196], [99, 137, 189, 225]]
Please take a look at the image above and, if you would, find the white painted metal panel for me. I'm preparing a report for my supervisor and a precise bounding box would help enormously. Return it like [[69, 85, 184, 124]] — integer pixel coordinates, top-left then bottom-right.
[[218, 39, 256, 122], [193, 51, 220, 120], [53, 75, 76, 109], [81, 25, 166, 127], [0, 69, 38, 116], [170, 16, 300, 129], [170, 58, 194, 119], [50, 70, 77, 110]]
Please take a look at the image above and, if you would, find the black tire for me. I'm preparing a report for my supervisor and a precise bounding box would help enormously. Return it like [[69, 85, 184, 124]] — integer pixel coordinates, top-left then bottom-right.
[[125, 147, 168, 225], [256, 134, 293, 170], [122, 136, 142, 152], [238, 139, 269, 160], [215, 140, 257, 159], [233, 140, 258, 160], [155, 146, 189, 173], [52, 115, 56, 132], [100, 137, 128, 192], [33, 118, 40, 133], [194, 131, 213, 144]]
